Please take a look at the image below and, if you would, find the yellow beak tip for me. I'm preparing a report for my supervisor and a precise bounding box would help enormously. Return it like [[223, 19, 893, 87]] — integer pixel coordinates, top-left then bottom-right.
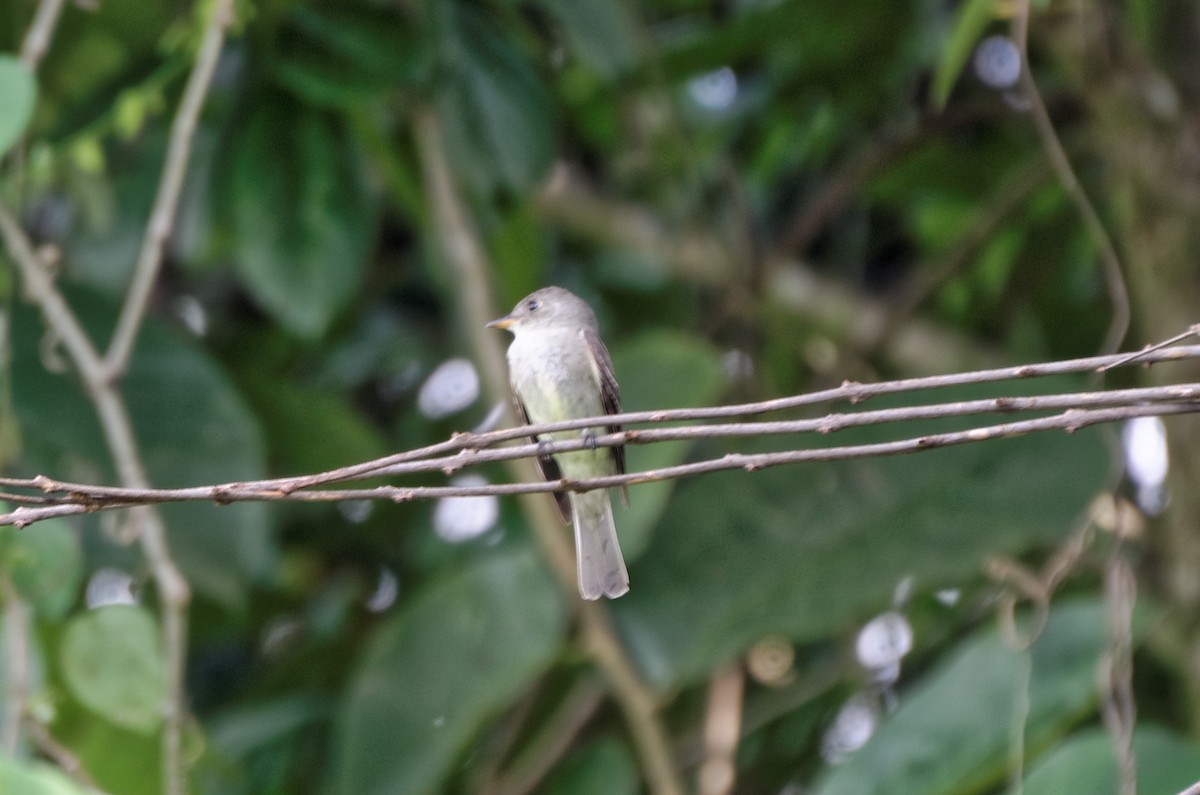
[[487, 316, 515, 330]]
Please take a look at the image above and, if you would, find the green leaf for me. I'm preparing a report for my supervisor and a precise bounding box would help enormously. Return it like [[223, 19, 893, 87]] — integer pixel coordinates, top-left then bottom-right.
[[11, 294, 274, 607], [535, 0, 643, 79], [434, 2, 555, 195], [0, 518, 84, 619], [614, 376, 1110, 687], [0, 757, 90, 795], [931, 0, 998, 109], [227, 93, 375, 337], [60, 605, 166, 734], [272, 5, 427, 108], [0, 56, 36, 156], [543, 736, 639, 795], [1024, 725, 1200, 795], [62, 712, 160, 795], [612, 331, 725, 556], [329, 548, 566, 795], [233, 368, 389, 476], [812, 599, 1119, 795]]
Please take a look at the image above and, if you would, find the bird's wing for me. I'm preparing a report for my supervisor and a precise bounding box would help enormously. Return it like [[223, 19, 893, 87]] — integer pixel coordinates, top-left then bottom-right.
[[514, 392, 571, 524], [582, 327, 628, 506]]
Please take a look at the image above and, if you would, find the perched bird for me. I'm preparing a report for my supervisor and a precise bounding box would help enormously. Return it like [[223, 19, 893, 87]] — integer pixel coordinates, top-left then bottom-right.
[[487, 287, 629, 599]]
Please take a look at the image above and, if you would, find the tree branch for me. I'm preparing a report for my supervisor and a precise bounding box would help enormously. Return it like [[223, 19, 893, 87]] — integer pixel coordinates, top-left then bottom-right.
[[18, 0, 68, 72], [413, 107, 686, 795], [2, 386, 1196, 526], [102, 0, 234, 378], [1, 2, 236, 791]]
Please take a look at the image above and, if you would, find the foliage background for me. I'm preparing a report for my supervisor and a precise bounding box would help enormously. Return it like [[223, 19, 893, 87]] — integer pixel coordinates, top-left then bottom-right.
[[2, 0, 1200, 793]]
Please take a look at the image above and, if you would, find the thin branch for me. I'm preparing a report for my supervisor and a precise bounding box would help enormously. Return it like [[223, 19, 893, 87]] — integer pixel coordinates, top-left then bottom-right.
[[0, 574, 28, 754], [484, 678, 606, 795], [18, 0, 68, 72], [55, 342, 1200, 500], [698, 664, 744, 795], [1, 4, 236, 791], [1013, 0, 1130, 356], [1099, 324, 1200, 372], [4, 375, 1197, 509], [413, 108, 685, 795], [25, 719, 102, 792], [102, 0, 235, 378], [2, 400, 1194, 527], [0, 206, 106, 381]]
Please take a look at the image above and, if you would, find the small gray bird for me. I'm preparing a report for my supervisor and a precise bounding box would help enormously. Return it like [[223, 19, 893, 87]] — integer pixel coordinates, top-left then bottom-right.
[[488, 286, 629, 599]]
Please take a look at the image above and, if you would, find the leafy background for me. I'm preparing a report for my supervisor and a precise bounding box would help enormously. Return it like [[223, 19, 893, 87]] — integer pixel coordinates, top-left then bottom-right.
[[3, 0, 1200, 793]]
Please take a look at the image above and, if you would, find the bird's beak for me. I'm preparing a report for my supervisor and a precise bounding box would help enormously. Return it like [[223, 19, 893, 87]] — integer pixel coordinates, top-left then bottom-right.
[[487, 315, 516, 330]]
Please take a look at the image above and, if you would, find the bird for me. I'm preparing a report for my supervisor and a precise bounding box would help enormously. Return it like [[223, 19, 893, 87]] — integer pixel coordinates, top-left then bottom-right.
[[487, 286, 629, 599]]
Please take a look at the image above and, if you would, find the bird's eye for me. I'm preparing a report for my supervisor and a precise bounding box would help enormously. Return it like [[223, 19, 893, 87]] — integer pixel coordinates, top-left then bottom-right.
[[527, 299, 541, 312]]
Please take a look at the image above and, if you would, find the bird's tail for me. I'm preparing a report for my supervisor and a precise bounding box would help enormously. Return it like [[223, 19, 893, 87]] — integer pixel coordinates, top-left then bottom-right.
[[572, 491, 629, 599]]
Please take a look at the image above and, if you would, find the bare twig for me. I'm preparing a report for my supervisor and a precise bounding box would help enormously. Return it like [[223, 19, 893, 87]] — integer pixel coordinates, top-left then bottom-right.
[[1, 3, 237, 790], [0, 574, 28, 754], [25, 719, 102, 792], [1013, 0, 1130, 356], [484, 678, 606, 795], [698, 664, 744, 795], [103, 0, 235, 377], [1099, 324, 1200, 372], [2, 399, 1196, 528], [1101, 552, 1138, 795], [18, 0, 68, 72]]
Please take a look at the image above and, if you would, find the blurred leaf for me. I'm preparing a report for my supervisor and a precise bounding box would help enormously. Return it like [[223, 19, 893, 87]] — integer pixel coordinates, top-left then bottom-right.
[[329, 548, 566, 795], [0, 518, 83, 619], [226, 92, 375, 337], [1023, 725, 1200, 795], [612, 331, 725, 556], [931, 0, 997, 109], [272, 4, 427, 108], [63, 711, 160, 795], [0, 56, 36, 156], [812, 598, 1121, 795], [614, 377, 1109, 687], [434, 1, 555, 195], [0, 757, 90, 795], [543, 736, 639, 795], [11, 294, 274, 607], [535, 0, 643, 78], [234, 369, 389, 476], [659, 1, 914, 113], [60, 605, 165, 734]]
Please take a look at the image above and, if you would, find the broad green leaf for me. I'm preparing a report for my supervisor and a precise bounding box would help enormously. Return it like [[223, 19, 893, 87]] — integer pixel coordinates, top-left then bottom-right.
[[329, 548, 566, 795], [233, 369, 389, 476], [931, 0, 998, 109], [0, 56, 36, 156], [0, 757, 90, 795], [228, 93, 375, 337], [544, 736, 639, 795], [813, 599, 1121, 795], [434, 1, 555, 195], [11, 295, 274, 607], [612, 331, 725, 556], [62, 711, 160, 795], [0, 518, 83, 619], [1024, 725, 1200, 795], [60, 605, 165, 734], [536, 0, 643, 78], [272, 5, 427, 107], [614, 377, 1110, 687]]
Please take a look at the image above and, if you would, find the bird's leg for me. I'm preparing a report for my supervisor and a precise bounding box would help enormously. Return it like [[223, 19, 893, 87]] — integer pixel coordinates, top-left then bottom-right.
[[536, 437, 555, 458], [581, 429, 597, 450]]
